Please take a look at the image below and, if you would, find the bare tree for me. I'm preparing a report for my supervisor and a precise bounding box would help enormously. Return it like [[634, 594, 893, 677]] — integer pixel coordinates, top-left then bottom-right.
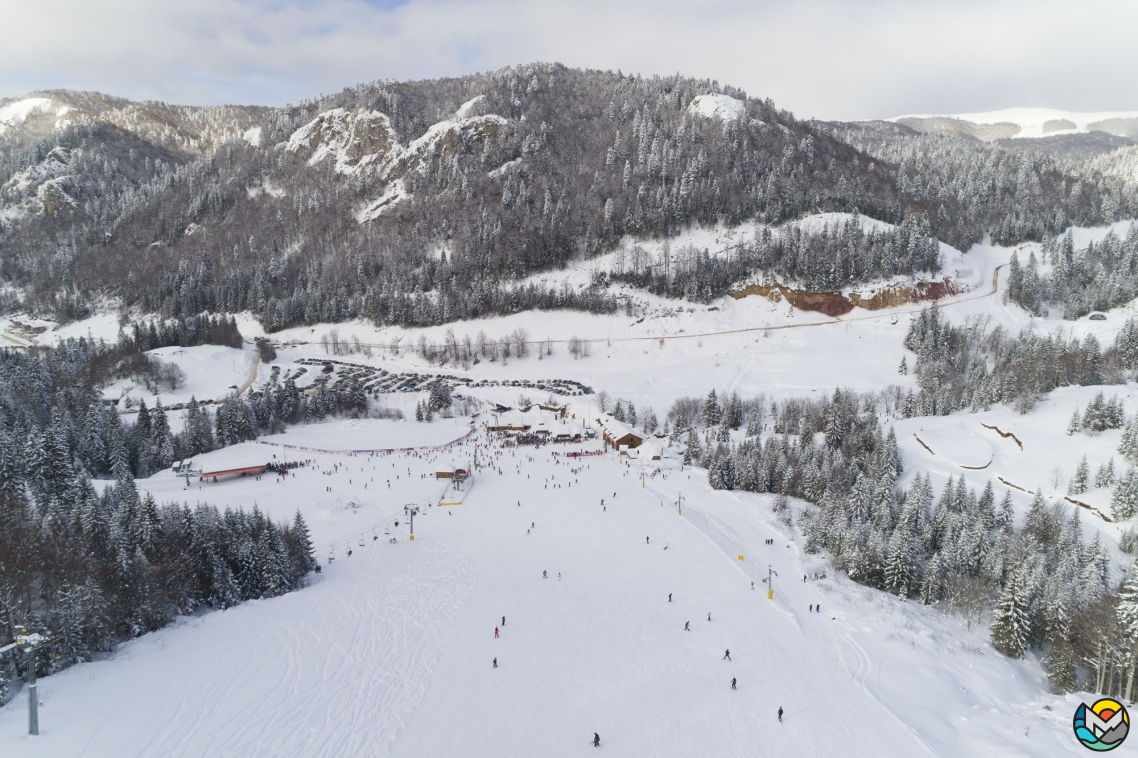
[[512, 328, 530, 357]]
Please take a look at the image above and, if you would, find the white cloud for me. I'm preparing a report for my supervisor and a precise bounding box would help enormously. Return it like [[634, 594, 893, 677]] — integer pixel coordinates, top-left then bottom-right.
[[1, 0, 1136, 119]]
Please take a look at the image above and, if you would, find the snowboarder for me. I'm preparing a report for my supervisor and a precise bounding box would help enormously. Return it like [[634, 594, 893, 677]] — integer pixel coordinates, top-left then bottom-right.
[[502, 616, 506, 626], [723, 649, 731, 661], [494, 627, 499, 638], [493, 658, 497, 668], [593, 733, 601, 747], [778, 707, 783, 722], [731, 677, 736, 690], [684, 621, 690, 631], [543, 570, 548, 578]]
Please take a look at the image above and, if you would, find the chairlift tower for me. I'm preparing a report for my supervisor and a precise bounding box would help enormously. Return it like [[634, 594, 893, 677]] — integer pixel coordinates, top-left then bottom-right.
[[0, 628, 47, 735], [405, 504, 420, 541]]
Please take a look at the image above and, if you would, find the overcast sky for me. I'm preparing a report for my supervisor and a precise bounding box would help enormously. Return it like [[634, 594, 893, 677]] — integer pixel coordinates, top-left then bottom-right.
[[2, 0, 1135, 120]]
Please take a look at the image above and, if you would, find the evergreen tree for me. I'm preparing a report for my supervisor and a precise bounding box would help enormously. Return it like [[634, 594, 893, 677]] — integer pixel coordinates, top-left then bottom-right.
[[1068, 456, 1089, 496], [990, 570, 1031, 658], [702, 390, 721, 428], [1113, 467, 1138, 521]]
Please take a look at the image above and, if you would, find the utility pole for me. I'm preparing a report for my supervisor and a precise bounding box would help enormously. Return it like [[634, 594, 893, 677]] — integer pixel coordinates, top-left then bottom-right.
[[764, 565, 777, 600], [676, 493, 684, 516]]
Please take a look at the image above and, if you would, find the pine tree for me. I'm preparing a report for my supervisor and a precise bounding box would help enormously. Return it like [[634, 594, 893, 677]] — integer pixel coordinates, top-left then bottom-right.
[[1067, 410, 1081, 436], [1095, 458, 1116, 488], [702, 389, 721, 428], [990, 570, 1031, 658], [1068, 456, 1089, 496], [1113, 466, 1138, 521], [1120, 418, 1138, 464], [884, 524, 915, 597], [683, 430, 702, 466]]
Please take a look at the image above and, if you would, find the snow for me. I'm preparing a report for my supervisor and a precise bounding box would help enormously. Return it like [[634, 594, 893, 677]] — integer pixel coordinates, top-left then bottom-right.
[[99, 344, 254, 410], [455, 95, 485, 119], [890, 107, 1138, 139], [259, 417, 471, 452], [687, 94, 744, 121], [8, 222, 1138, 755], [243, 126, 263, 147], [0, 418, 1094, 756], [356, 180, 410, 222], [0, 96, 53, 132]]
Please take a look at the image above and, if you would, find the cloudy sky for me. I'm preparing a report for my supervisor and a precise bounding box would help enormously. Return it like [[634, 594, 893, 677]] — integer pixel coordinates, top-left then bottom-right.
[[2, 0, 1135, 120]]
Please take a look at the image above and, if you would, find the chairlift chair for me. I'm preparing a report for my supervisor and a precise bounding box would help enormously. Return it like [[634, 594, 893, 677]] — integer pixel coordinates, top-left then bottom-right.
[[359, 537, 365, 547], [384, 525, 390, 536]]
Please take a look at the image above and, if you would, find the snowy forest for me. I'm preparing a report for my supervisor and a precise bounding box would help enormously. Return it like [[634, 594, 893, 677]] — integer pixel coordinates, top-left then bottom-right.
[[1, 64, 1136, 329], [0, 340, 322, 703], [649, 378, 1138, 698]]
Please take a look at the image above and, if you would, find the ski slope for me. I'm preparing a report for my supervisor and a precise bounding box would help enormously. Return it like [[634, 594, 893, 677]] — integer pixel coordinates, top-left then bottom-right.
[[0, 420, 1092, 756]]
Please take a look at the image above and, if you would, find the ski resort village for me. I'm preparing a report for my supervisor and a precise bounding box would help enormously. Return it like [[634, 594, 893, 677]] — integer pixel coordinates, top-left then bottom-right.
[[1, 44, 1138, 758]]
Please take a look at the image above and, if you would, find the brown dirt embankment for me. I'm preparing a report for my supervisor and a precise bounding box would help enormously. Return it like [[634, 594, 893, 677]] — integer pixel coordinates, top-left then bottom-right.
[[728, 279, 965, 317]]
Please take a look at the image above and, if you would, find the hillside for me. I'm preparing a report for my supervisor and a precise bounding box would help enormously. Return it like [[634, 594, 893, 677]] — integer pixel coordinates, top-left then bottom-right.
[[1, 65, 1134, 330]]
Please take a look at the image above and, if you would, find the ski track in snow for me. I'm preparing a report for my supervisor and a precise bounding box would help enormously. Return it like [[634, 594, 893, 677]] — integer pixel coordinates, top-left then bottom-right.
[[86, 540, 476, 758]]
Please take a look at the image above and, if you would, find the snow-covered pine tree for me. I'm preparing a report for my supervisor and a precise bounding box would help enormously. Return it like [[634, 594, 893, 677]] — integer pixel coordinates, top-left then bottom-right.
[[1096, 458, 1116, 488], [1113, 467, 1138, 521], [990, 569, 1031, 658], [702, 389, 721, 427], [683, 430, 702, 466], [1067, 410, 1081, 436], [1068, 456, 1089, 495], [1120, 418, 1138, 463]]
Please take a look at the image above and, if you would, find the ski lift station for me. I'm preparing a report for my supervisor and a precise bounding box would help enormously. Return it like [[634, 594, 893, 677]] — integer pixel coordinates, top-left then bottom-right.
[[595, 414, 643, 450]]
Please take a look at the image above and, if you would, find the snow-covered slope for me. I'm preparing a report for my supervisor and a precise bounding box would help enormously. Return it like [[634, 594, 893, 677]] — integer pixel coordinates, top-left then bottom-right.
[[891, 108, 1138, 141], [688, 94, 744, 121], [0, 421, 1090, 756]]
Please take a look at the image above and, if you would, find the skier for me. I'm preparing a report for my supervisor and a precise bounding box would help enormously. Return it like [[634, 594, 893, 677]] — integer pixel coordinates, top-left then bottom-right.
[[723, 649, 731, 661], [707, 612, 711, 622], [809, 604, 813, 612], [803, 574, 807, 583], [816, 604, 821, 613], [751, 581, 755, 590], [731, 677, 737, 690], [778, 707, 783, 722], [668, 593, 672, 602], [684, 621, 690, 631], [493, 658, 498, 668], [593, 733, 601, 747], [543, 570, 548, 578], [494, 627, 499, 638], [646, 536, 650, 544], [502, 616, 506, 626]]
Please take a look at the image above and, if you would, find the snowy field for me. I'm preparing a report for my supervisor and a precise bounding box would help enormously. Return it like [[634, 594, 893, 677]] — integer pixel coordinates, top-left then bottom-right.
[[0, 421, 1092, 756]]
